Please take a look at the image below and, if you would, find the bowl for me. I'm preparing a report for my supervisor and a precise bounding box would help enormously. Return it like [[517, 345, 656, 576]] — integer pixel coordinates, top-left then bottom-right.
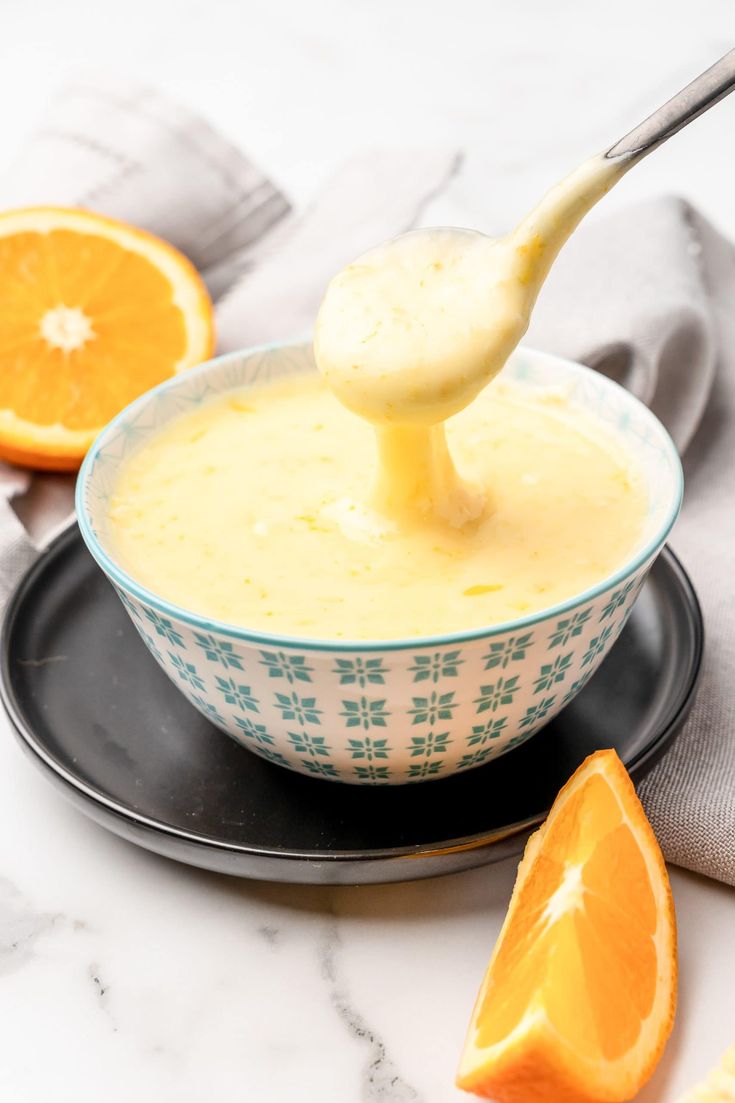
[[76, 341, 683, 785]]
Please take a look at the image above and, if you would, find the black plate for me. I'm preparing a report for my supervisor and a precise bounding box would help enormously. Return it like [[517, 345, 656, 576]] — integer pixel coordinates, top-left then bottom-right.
[[0, 526, 702, 884]]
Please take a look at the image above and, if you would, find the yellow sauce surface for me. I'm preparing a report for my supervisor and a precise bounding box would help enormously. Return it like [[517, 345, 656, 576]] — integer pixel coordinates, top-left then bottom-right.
[[107, 373, 646, 640]]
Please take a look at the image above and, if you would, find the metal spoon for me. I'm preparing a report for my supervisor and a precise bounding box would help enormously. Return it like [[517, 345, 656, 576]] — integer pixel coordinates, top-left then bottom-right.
[[607, 47, 735, 162], [315, 50, 735, 427], [505, 48, 735, 297]]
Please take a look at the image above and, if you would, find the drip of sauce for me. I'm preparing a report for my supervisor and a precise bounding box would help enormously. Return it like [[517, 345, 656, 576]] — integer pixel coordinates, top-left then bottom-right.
[[314, 154, 629, 526]]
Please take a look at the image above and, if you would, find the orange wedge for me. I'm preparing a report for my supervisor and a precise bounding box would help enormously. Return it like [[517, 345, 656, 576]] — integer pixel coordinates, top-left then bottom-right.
[[457, 749, 676, 1103], [0, 207, 214, 470]]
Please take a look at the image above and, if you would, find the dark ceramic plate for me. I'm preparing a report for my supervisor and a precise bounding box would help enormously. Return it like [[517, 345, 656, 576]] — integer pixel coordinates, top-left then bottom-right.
[[0, 526, 702, 884]]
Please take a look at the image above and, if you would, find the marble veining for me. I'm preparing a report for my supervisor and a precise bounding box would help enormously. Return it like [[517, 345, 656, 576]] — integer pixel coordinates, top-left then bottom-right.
[[0, 876, 65, 976], [258, 923, 282, 946], [320, 915, 422, 1101], [88, 963, 118, 1030]]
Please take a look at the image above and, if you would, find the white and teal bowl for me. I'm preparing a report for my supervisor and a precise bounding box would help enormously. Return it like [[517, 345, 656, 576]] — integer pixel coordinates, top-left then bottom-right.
[[76, 342, 682, 785]]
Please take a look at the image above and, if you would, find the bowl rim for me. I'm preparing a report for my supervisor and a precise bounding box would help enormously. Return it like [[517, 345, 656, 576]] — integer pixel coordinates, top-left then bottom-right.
[[76, 340, 684, 653]]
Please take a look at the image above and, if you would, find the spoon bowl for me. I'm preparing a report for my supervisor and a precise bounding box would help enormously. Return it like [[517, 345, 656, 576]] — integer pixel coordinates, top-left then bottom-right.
[[314, 227, 526, 426]]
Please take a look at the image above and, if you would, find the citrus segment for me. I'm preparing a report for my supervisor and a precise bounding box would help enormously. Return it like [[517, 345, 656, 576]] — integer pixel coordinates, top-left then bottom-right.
[[0, 207, 214, 469], [457, 749, 676, 1103]]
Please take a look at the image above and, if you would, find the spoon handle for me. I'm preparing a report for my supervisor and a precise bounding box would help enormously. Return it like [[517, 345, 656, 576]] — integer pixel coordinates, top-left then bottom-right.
[[607, 48, 735, 161]]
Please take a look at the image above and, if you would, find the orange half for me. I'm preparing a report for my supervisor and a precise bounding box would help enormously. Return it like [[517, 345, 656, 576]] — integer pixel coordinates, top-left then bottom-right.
[[457, 749, 677, 1103], [0, 206, 214, 470]]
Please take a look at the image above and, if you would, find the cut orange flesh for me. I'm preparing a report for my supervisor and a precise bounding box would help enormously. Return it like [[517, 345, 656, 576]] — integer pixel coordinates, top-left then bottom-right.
[[457, 749, 677, 1103], [0, 207, 214, 470]]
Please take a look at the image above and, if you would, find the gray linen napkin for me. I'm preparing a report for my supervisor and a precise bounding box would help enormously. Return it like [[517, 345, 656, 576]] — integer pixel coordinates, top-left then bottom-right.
[[527, 197, 735, 886], [216, 149, 461, 350], [0, 75, 291, 297], [1, 79, 733, 885], [0, 470, 35, 607]]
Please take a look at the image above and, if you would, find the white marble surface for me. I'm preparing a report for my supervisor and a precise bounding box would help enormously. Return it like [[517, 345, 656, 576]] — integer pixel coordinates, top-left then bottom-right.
[[0, 2, 734, 1100]]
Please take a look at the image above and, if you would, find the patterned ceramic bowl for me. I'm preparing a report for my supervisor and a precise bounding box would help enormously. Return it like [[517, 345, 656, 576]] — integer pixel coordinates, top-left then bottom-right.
[[76, 342, 682, 785]]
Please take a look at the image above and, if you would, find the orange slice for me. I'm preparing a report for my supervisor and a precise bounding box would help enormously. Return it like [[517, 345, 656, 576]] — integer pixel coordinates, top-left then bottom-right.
[[457, 749, 677, 1103], [0, 207, 214, 470], [679, 1045, 735, 1102]]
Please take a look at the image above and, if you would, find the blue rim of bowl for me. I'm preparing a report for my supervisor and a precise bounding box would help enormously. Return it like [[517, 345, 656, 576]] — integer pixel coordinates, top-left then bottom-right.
[[75, 340, 684, 653]]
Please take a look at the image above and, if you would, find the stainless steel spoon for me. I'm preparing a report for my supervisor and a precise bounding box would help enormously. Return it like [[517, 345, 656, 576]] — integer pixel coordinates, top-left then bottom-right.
[[607, 47, 735, 162]]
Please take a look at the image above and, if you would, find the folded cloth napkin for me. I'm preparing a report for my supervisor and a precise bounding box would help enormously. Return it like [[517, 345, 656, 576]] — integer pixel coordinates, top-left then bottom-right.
[[0, 75, 291, 297], [216, 148, 461, 349], [0, 469, 35, 607], [527, 197, 735, 887], [1, 79, 733, 885]]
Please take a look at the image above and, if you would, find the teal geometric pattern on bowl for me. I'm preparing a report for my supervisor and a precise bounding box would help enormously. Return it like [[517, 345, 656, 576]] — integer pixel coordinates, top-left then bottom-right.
[[104, 553, 653, 784], [77, 341, 683, 785]]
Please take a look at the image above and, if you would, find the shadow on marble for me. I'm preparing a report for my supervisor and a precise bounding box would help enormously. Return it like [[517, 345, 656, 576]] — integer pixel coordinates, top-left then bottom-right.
[[128, 840, 521, 923]]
